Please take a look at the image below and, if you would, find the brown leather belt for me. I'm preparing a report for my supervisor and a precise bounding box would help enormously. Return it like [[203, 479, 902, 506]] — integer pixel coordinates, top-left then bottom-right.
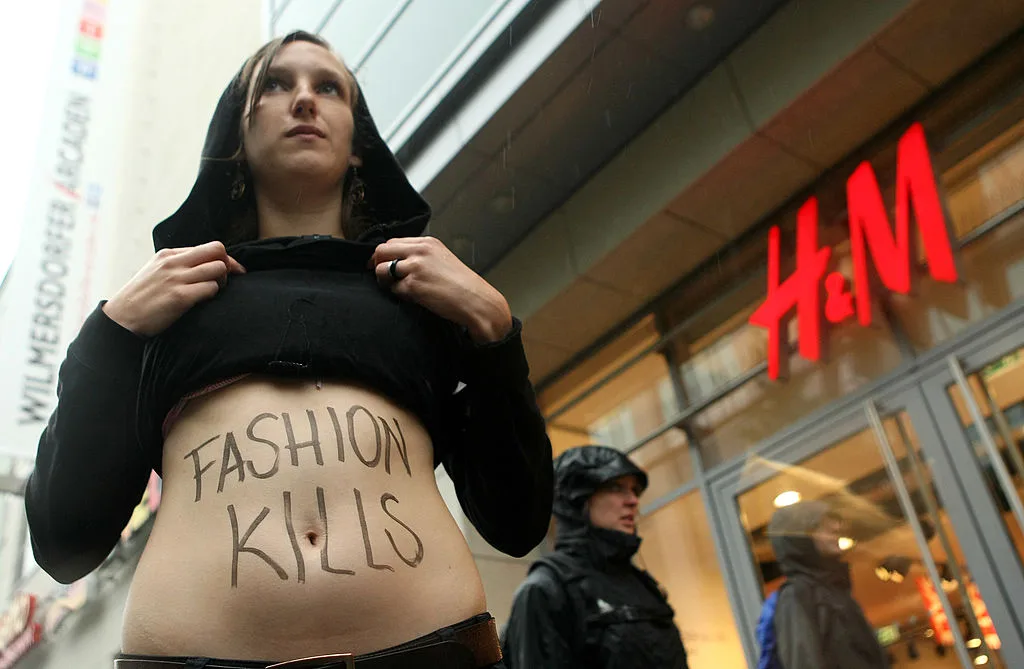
[[114, 617, 502, 669]]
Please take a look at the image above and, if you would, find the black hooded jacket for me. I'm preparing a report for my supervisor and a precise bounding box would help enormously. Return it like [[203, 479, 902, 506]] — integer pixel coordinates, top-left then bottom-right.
[[502, 446, 688, 669], [24, 32, 553, 584], [768, 502, 889, 669]]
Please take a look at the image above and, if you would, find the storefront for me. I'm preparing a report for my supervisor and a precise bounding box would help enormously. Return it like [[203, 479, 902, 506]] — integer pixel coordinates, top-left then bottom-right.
[[537, 28, 1024, 669]]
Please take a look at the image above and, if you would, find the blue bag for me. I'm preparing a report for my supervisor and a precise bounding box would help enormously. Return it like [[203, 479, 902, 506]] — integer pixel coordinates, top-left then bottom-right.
[[755, 590, 783, 669]]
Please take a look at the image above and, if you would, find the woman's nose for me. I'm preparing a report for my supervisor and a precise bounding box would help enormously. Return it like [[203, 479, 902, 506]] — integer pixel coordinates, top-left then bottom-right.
[[292, 84, 316, 117]]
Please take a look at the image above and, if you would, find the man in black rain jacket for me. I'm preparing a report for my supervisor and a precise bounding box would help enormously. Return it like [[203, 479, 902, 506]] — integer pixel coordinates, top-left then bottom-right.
[[769, 501, 889, 669], [501, 445, 688, 668]]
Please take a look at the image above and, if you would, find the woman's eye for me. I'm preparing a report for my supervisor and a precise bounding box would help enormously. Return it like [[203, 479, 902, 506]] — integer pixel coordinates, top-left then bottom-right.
[[318, 81, 342, 96], [263, 77, 283, 92]]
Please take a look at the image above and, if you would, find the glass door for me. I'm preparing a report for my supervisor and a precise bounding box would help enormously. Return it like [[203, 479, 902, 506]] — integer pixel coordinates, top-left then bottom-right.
[[918, 327, 1024, 662], [715, 385, 1024, 668]]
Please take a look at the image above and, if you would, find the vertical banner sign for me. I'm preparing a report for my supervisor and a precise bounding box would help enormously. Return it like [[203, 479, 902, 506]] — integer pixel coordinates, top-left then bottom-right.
[[0, 0, 108, 460], [749, 123, 959, 380], [915, 576, 955, 646]]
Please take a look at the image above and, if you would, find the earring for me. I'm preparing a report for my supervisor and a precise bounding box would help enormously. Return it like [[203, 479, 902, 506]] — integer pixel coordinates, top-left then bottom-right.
[[350, 166, 365, 205], [230, 164, 247, 201]]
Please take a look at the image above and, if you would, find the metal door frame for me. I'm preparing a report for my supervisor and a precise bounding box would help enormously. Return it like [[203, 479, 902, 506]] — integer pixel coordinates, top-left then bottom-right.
[[707, 302, 1024, 667]]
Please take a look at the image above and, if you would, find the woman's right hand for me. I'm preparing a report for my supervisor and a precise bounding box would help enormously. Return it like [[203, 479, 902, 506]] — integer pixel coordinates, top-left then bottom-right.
[[102, 241, 246, 337]]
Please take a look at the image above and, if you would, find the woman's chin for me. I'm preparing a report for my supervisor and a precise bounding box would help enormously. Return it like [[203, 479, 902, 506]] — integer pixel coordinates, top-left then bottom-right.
[[266, 156, 346, 187]]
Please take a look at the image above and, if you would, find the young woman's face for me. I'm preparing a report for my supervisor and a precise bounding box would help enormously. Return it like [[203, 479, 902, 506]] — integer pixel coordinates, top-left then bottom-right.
[[242, 40, 358, 190], [588, 474, 643, 534]]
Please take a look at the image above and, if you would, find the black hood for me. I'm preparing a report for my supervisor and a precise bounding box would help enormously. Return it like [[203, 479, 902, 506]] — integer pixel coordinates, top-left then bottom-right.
[[552, 446, 649, 565], [152, 39, 430, 252], [768, 500, 850, 588]]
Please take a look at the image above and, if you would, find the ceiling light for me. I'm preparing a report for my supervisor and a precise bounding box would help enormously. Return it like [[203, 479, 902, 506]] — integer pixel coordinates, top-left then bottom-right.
[[838, 537, 855, 551], [773, 491, 801, 508], [967, 639, 982, 650], [975, 655, 989, 666], [686, 5, 715, 31]]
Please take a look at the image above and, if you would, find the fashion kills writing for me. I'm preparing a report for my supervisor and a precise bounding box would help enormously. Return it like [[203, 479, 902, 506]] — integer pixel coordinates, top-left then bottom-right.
[[749, 123, 958, 380]]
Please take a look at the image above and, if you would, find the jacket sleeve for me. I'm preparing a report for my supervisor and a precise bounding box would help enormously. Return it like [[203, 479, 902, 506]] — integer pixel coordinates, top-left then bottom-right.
[[23, 303, 153, 584], [503, 568, 578, 669], [440, 318, 554, 557], [775, 585, 831, 669]]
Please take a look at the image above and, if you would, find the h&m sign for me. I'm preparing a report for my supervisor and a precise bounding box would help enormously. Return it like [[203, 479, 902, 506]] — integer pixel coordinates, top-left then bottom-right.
[[749, 123, 958, 380]]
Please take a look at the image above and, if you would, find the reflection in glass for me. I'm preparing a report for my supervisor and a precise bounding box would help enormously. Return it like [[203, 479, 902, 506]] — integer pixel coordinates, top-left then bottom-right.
[[946, 347, 1024, 573], [737, 416, 1008, 668], [639, 493, 746, 669], [693, 319, 903, 468], [889, 118, 1024, 352]]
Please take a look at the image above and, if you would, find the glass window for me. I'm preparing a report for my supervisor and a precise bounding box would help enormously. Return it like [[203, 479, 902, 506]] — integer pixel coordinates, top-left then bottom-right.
[[545, 350, 680, 454], [738, 415, 1009, 668], [274, 0, 334, 35], [354, 0, 501, 133], [319, 0, 404, 64], [691, 298, 904, 468], [944, 346, 1024, 575], [540, 316, 696, 496], [889, 118, 1024, 351], [638, 492, 746, 669]]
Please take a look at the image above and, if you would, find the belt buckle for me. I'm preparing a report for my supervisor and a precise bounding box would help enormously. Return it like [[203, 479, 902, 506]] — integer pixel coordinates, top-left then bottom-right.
[[266, 653, 355, 669]]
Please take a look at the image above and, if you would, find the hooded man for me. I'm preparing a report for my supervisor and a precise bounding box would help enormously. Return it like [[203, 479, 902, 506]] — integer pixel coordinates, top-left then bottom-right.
[[767, 501, 889, 669], [501, 445, 689, 669]]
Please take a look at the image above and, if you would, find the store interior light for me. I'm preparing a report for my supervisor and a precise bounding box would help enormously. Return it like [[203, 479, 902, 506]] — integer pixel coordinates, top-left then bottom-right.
[[774, 490, 801, 508], [975, 654, 990, 666], [876, 556, 912, 584], [967, 638, 982, 649], [838, 537, 855, 551]]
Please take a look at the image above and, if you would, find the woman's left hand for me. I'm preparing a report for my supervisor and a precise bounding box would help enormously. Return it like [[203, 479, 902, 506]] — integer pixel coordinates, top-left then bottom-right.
[[371, 237, 513, 344]]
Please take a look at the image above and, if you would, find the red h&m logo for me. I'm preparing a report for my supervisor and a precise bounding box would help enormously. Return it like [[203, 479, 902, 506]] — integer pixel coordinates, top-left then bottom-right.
[[749, 123, 958, 380]]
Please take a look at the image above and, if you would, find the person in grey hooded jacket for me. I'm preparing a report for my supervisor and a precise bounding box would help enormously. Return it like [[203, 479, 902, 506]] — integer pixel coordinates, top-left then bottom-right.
[[768, 501, 889, 669]]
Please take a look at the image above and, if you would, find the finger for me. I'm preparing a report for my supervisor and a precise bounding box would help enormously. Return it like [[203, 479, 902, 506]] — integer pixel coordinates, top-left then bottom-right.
[[374, 261, 400, 287], [182, 260, 229, 285], [369, 238, 427, 267], [226, 255, 247, 274], [174, 241, 230, 267], [178, 280, 221, 305]]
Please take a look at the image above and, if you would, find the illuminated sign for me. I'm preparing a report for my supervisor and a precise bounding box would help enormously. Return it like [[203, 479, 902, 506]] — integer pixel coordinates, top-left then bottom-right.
[[966, 582, 1001, 650], [0, 594, 42, 669], [749, 123, 958, 380], [915, 576, 955, 646]]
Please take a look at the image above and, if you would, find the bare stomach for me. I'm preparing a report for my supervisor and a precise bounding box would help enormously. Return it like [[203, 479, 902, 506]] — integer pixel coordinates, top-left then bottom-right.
[[122, 377, 486, 660]]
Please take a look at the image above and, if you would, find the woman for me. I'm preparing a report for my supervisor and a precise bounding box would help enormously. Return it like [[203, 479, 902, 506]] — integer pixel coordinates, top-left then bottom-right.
[[24, 31, 553, 669]]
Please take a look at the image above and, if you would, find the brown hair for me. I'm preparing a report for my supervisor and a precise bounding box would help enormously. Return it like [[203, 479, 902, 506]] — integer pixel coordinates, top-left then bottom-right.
[[225, 30, 370, 243]]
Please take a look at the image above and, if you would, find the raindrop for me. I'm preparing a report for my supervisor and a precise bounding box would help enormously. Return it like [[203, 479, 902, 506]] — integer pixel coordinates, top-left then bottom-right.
[[604, 109, 612, 128], [626, 82, 634, 99]]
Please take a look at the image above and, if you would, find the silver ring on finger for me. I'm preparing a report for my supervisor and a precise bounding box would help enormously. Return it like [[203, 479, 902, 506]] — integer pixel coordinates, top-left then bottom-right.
[[389, 258, 403, 282]]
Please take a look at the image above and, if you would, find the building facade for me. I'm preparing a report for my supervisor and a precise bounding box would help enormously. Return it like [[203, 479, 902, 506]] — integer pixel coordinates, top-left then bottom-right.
[[4, 1, 1024, 668]]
